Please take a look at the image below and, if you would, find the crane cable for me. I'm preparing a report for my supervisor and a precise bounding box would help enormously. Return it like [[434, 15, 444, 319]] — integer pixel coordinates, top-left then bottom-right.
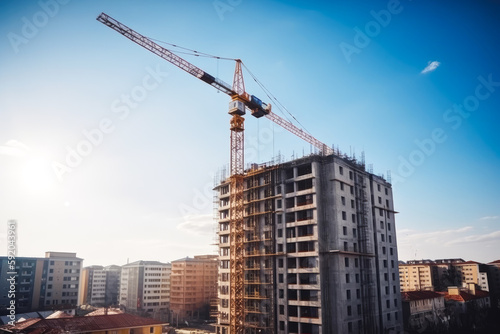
[[241, 62, 312, 136], [151, 37, 311, 135]]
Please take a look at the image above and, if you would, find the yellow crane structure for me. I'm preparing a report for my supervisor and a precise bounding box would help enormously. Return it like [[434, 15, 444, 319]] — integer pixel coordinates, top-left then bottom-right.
[[97, 12, 333, 333]]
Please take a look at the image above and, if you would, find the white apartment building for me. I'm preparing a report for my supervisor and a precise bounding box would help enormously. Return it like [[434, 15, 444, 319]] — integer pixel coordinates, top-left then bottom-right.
[[119, 260, 171, 316]]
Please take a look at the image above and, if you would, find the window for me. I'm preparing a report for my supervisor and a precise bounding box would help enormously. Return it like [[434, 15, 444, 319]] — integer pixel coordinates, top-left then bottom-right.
[[279, 289, 284, 298], [382, 246, 386, 255], [343, 226, 347, 235], [278, 259, 284, 268], [346, 290, 351, 300], [351, 199, 355, 208], [339, 166, 344, 175], [379, 208, 384, 216], [353, 228, 357, 237], [345, 257, 349, 267], [277, 229, 283, 238], [386, 300, 390, 308], [341, 196, 346, 205], [389, 235, 392, 243], [346, 274, 350, 283], [279, 305, 284, 315], [344, 242, 348, 251], [342, 211, 347, 220], [348, 322, 353, 333], [349, 171, 353, 180], [380, 221, 384, 229], [352, 214, 356, 223], [347, 305, 352, 316], [381, 234, 385, 242], [340, 182, 344, 191], [377, 184, 381, 191], [378, 196, 382, 204]]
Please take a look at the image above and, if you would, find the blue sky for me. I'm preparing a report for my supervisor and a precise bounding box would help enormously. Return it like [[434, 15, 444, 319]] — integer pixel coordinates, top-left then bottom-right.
[[0, 0, 499, 266]]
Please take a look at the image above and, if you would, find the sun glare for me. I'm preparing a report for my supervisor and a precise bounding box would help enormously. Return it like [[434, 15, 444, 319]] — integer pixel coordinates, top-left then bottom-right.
[[21, 156, 56, 193]]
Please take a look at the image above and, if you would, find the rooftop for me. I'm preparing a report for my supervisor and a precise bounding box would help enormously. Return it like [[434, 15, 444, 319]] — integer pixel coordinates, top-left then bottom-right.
[[1, 313, 166, 334], [402, 290, 443, 301]]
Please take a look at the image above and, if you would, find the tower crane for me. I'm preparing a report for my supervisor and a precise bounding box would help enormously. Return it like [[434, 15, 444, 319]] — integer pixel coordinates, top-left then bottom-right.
[[97, 12, 333, 333]]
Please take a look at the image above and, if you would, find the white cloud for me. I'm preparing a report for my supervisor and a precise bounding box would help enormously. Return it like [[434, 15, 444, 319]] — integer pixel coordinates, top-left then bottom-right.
[[445, 230, 500, 246], [397, 225, 500, 262], [480, 215, 499, 220], [421, 60, 440, 74], [0, 139, 30, 158], [177, 213, 214, 236]]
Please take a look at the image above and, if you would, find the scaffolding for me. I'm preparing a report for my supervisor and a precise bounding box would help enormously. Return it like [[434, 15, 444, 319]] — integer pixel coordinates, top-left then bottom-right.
[[355, 172, 377, 333], [242, 167, 278, 334]]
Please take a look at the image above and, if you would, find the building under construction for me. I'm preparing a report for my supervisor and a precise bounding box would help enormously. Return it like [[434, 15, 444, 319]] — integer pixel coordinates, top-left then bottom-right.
[[215, 154, 403, 334], [95, 12, 403, 334]]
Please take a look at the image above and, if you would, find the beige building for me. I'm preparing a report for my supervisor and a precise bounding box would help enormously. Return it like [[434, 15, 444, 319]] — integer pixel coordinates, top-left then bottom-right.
[[43, 252, 83, 309], [399, 259, 491, 293], [399, 262, 435, 292], [453, 261, 489, 291], [169, 255, 218, 321]]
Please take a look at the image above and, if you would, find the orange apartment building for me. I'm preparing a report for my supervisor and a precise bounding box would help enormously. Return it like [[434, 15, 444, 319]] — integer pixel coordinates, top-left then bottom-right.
[[169, 255, 218, 322]]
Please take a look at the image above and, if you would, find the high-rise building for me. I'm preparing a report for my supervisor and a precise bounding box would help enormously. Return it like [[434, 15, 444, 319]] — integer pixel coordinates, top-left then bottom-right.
[[119, 261, 171, 317], [79, 265, 121, 307], [215, 154, 403, 334], [169, 255, 218, 322], [0, 252, 82, 315], [43, 252, 83, 309]]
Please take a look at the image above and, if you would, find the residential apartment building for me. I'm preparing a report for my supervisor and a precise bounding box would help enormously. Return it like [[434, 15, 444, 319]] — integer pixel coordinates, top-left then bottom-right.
[[170, 255, 218, 321], [119, 260, 171, 317], [0, 257, 46, 314], [487, 259, 500, 307], [79, 265, 121, 307], [399, 259, 492, 293], [401, 290, 447, 332], [0, 252, 82, 315], [399, 262, 435, 292], [215, 154, 403, 334]]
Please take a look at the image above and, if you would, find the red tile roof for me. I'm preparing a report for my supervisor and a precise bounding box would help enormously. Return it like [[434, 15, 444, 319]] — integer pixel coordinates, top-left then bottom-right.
[[402, 290, 443, 301], [443, 290, 490, 302], [1, 313, 166, 334]]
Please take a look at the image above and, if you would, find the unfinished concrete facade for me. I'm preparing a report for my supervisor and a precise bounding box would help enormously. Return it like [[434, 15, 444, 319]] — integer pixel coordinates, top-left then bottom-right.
[[215, 154, 403, 334]]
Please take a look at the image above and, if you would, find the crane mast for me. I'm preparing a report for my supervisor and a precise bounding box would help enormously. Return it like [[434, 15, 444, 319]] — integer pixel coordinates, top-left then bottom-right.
[[97, 13, 333, 334]]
